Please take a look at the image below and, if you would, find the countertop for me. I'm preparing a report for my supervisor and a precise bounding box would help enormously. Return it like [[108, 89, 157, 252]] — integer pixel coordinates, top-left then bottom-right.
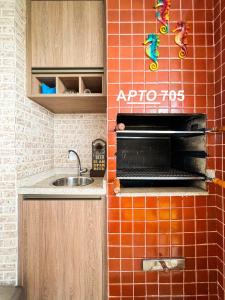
[[117, 186, 208, 197], [17, 168, 106, 198]]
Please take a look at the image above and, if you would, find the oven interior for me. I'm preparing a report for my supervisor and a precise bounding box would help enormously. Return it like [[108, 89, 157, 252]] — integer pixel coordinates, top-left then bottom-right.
[[116, 114, 207, 189]]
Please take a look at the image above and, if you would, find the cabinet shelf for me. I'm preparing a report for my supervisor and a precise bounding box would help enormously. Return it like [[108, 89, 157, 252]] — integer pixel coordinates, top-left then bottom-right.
[[29, 73, 106, 113], [29, 94, 106, 114]]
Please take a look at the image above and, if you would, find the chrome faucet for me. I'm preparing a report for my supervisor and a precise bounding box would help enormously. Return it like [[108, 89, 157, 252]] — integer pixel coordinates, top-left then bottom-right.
[[68, 150, 87, 176]]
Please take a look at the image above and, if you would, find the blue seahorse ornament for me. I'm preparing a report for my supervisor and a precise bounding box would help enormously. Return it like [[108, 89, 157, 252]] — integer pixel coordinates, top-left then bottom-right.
[[143, 33, 160, 71]]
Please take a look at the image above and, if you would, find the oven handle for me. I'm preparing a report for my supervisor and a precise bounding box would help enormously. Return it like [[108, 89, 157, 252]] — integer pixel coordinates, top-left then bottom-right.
[[205, 126, 225, 133], [206, 177, 225, 189], [206, 171, 225, 188], [210, 178, 225, 189]]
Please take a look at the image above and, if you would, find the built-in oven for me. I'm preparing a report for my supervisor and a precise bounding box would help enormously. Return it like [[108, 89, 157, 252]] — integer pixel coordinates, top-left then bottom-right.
[[116, 113, 207, 189]]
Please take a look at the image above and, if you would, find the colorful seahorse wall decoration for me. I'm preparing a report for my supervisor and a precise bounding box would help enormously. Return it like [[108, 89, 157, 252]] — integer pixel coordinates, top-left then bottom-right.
[[154, 0, 171, 34], [173, 21, 189, 59], [144, 33, 160, 71]]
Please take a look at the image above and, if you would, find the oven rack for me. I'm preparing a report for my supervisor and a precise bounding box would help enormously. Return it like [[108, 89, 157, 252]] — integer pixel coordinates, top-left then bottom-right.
[[117, 168, 205, 180], [116, 130, 205, 138]]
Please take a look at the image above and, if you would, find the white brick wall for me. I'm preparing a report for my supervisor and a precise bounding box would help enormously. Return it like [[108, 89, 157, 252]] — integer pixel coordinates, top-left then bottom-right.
[[54, 114, 106, 170], [0, 0, 17, 284], [15, 0, 54, 180]]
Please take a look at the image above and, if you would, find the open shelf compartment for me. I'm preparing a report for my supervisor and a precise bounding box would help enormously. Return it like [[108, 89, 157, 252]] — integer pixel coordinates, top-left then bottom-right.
[[29, 72, 106, 113], [32, 76, 56, 94], [80, 75, 103, 94], [58, 76, 79, 94]]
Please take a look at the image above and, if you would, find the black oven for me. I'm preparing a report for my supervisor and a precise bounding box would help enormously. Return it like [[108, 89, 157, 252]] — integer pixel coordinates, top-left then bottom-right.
[[116, 114, 207, 189]]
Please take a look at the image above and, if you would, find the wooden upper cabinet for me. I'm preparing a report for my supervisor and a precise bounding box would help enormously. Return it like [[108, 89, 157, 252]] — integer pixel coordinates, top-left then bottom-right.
[[31, 1, 104, 68]]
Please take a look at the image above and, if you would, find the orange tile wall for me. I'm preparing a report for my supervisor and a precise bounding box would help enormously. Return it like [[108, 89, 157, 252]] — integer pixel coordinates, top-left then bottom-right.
[[214, 0, 225, 299], [106, 0, 218, 298]]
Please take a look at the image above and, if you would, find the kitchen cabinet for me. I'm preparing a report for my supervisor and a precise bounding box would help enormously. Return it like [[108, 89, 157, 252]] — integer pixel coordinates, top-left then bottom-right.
[[30, 1, 104, 68], [26, 0, 106, 113], [19, 198, 105, 300]]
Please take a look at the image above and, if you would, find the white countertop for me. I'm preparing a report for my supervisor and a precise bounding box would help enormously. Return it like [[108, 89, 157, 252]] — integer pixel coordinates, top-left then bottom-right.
[[17, 168, 106, 198], [117, 186, 208, 197], [17, 168, 208, 198]]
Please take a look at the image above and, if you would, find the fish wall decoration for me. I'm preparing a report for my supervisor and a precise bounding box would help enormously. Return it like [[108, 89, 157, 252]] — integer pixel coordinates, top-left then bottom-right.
[[154, 0, 171, 34], [144, 33, 160, 71], [173, 21, 189, 59]]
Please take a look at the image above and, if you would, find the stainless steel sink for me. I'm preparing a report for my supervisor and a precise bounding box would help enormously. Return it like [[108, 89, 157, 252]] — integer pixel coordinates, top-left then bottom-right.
[[52, 177, 94, 187]]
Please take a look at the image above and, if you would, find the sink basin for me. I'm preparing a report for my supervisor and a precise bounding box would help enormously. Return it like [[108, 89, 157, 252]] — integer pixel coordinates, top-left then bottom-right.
[[52, 177, 94, 187]]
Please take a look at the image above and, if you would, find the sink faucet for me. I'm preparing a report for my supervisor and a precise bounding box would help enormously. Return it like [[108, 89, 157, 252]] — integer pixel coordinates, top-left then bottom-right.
[[68, 150, 87, 176]]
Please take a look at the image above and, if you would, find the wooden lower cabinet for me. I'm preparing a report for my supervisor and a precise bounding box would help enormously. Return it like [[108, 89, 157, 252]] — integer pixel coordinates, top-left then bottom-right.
[[19, 199, 105, 300]]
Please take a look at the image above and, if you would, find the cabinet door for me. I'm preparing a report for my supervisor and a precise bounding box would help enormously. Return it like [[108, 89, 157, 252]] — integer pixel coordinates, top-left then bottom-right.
[[21, 200, 104, 300], [31, 1, 63, 68], [31, 1, 104, 68]]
